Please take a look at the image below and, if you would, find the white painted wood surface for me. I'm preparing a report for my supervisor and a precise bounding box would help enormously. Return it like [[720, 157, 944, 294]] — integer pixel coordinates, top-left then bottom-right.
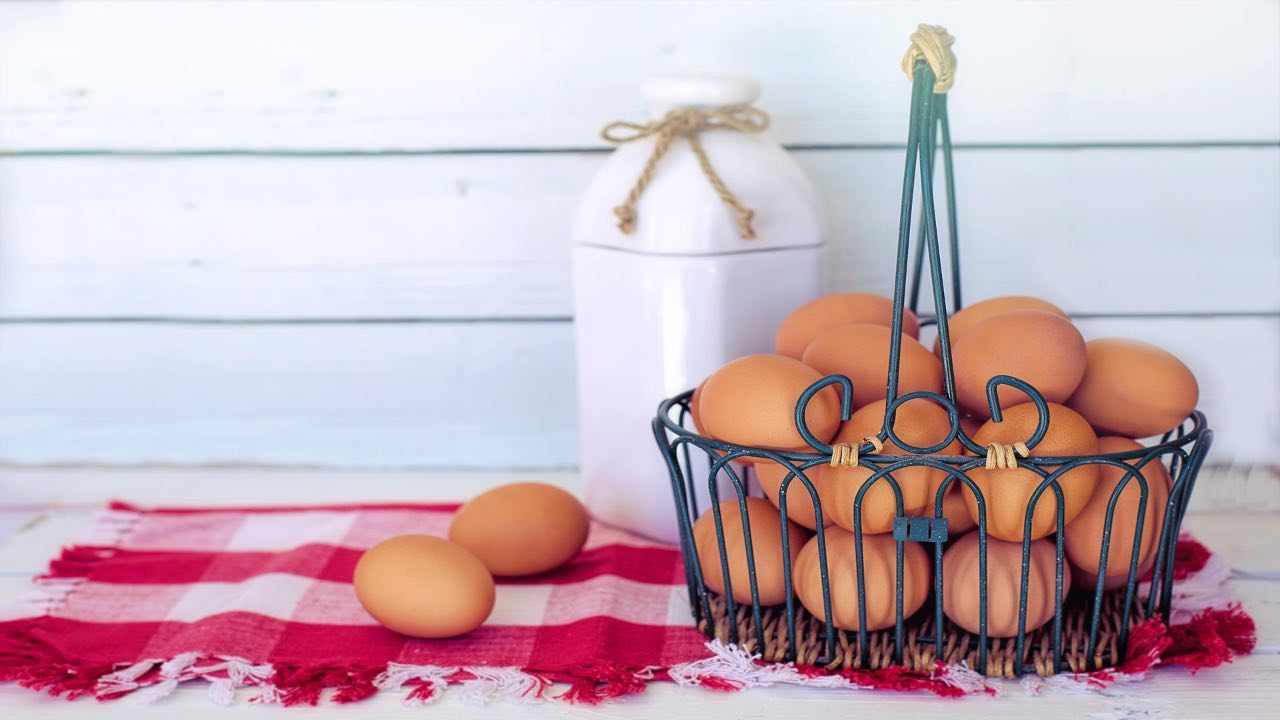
[[1, 147, 1276, 319], [0, 0, 1276, 469], [0, 469, 1276, 718], [2, 1, 1277, 150], [0, 316, 1274, 467], [0, 322, 579, 469]]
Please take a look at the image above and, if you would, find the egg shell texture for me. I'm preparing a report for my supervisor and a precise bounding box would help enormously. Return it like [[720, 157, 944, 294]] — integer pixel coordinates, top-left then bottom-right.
[[953, 310, 1086, 419], [939, 484, 978, 536], [1068, 338, 1199, 439], [756, 461, 830, 530], [965, 402, 1099, 542], [932, 295, 1068, 355], [801, 324, 943, 411], [699, 354, 841, 454], [775, 293, 920, 359], [942, 531, 1070, 637], [794, 528, 931, 632], [449, 482, 590, 577], [689, 380, 707, 434], [1065, 436, 1173, 590], [693, 497, 809, 606], [354, 534, 495, 639]]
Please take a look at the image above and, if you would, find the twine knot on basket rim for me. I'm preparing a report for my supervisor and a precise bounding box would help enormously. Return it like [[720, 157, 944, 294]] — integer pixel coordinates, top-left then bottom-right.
[[830, 436, 885, 469], [901, 24, 957, 93], [985, 441, 1030, 470], [600, 104, 770, 240]]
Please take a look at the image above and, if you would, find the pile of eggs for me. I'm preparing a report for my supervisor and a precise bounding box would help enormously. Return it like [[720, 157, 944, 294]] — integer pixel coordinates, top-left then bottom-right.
[[353, 482, 589, 638], [689, 293, 1198, 637]]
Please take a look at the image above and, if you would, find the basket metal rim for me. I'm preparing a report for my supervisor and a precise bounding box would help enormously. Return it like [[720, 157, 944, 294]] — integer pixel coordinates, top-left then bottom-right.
[[657, 389, 1210, 465]]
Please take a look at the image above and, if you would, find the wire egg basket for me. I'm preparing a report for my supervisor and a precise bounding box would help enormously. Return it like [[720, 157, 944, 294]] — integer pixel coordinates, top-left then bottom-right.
[[651, 27, 1212, 678]]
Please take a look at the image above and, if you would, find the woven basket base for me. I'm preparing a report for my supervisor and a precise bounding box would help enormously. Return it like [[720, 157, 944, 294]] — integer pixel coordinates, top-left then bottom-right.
[[697, 590, 1149, 678]]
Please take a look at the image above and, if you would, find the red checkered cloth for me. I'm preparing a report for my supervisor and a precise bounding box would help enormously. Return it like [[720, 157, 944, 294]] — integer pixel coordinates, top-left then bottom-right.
[[0, 502, 1256, 706]]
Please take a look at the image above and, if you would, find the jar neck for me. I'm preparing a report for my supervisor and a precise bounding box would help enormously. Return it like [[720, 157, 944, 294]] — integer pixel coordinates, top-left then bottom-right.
[[646, 102, 731, 120], [640, 75, 760, 121]]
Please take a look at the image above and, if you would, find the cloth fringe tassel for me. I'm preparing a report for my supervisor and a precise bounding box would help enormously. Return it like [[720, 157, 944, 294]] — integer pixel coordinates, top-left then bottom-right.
[[0, 526, 1255, 705], [0, 604, 1252, 705]]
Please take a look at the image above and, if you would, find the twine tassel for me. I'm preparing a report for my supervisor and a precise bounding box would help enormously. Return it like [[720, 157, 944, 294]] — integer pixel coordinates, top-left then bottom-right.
[[601, 105, 768, 239]]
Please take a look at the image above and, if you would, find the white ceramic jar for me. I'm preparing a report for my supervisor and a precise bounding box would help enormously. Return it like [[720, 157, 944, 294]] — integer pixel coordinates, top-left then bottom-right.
[[572, 74, 825, 543]]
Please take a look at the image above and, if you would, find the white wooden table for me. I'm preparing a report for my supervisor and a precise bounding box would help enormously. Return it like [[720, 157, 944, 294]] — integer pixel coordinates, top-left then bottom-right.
[[1, 467, 1277, 718]]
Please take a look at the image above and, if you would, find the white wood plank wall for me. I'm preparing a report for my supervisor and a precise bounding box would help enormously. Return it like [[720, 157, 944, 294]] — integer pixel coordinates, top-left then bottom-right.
[[0, 1, 1277, 469]]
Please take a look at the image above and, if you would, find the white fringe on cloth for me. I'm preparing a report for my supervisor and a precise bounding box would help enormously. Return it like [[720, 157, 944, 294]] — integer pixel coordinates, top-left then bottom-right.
[[667, 639, 1002, 696], [1142, 552, 1234, 623], [80, 507, 142, 547]]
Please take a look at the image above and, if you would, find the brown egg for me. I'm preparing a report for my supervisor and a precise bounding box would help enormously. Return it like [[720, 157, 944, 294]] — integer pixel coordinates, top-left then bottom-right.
[[966, 402, 1099, 542], [689, 380, 707, 434], [801, 323, 943, 410], [1065, 437, 1173, 590], [932, 296, 1068, 355], [700, 354, 841, 455], [776, 293, 920, 358], [693, 497, 808, 605], [756, 462, 830, 530], [959, 416, 983, 440], [938, 417, 983, 535], [938, 420, 981, 535], [937, 482, 978, 535], [1068, 338, 1199, 439], [942, 531, 1069, 637], [822, 398, 961, 534], [354, 535, 495, 638], [953, 310, 1087, 419], [794, 528, 931, 631], [449, 483, 590, 577]]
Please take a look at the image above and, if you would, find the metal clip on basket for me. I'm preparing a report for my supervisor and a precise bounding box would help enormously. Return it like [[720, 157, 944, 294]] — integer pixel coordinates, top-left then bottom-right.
[[651, 25, 1212, 678]]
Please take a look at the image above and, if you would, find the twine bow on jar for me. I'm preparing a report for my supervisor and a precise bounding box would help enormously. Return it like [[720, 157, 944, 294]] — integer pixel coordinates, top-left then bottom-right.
[[600, 105, 770, 240]]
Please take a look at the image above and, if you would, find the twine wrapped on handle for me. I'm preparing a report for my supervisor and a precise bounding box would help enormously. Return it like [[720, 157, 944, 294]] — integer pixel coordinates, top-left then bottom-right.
[[600, 105, 769, 239], [901, 24, 957, 93], [985, 442, 1030, 470], [830, 436, 885, 469]]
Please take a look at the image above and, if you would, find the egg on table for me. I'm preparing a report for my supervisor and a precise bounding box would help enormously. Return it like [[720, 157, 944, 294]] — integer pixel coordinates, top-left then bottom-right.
[[354, 534, 495, 639], [449, 482, 590, 577]]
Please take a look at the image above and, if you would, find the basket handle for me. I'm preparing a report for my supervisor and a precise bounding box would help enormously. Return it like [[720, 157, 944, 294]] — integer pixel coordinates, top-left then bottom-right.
[[901, 24, 957, 93]]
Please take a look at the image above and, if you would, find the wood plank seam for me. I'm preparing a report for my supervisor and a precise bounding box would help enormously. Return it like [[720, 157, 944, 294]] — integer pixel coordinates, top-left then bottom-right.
[[3, 140, 1278, 158]]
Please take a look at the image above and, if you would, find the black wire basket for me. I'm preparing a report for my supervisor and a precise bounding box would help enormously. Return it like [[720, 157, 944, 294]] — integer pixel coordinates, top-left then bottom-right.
[[651, 28, 1212, 678]]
